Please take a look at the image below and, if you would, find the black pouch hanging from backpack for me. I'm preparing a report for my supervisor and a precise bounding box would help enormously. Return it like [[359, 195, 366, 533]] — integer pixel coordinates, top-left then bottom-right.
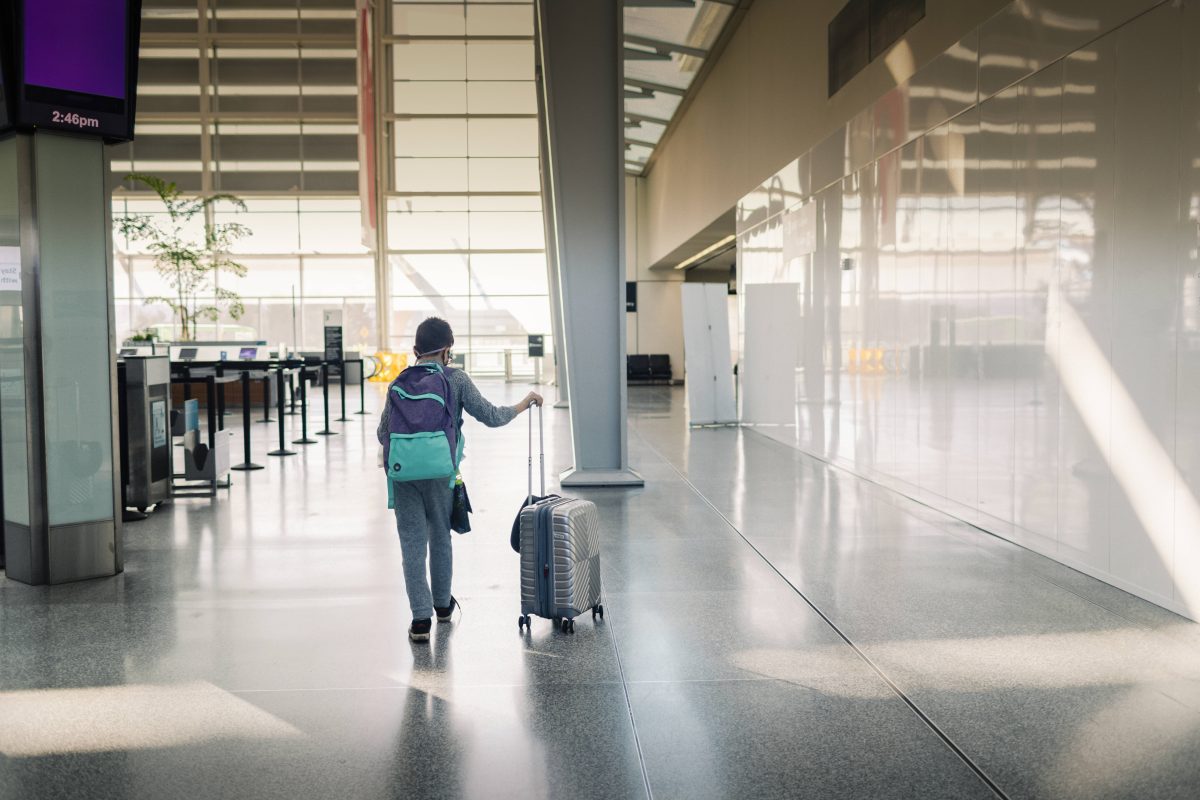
[[451, 479, 472, 534]]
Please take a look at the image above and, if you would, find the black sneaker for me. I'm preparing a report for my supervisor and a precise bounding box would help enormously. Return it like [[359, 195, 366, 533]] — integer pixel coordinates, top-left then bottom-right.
[[409, 618, 432, 642], [435, 596, 460, 623]]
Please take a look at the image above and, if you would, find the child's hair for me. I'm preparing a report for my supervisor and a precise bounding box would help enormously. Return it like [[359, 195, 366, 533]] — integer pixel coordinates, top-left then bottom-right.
[[415, 317, 455, 356]]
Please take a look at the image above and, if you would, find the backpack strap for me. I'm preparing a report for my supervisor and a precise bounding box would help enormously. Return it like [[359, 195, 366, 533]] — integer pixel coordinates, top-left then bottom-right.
[[391, 385, 446, 406]]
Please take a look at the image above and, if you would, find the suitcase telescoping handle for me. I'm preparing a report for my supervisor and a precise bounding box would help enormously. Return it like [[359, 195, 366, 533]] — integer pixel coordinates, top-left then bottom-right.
[[527, 401, 545, 502]]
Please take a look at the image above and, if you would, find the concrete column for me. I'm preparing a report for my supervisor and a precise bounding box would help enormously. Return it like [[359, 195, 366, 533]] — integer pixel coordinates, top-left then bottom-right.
[[0, 132, 122, 584], [535, 0, 642, 487]]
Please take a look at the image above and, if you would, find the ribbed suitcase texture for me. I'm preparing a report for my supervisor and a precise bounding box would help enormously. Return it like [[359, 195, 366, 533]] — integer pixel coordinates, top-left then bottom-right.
[[519, 496, 602, 621]]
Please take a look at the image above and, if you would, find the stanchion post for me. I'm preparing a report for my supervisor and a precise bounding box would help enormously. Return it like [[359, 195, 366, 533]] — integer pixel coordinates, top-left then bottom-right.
[[268, 366, 296, 456], [316, 362, 336, 436], [293, 366, 317, 445], [232, 371, 264, 471], [337, 361, 349, 422], [355, 358, 367, 414], [259, 376, 272, 423]]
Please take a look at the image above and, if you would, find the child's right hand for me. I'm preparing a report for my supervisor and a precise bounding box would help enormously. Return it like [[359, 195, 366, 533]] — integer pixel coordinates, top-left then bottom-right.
[[519, 392, 544, 411]]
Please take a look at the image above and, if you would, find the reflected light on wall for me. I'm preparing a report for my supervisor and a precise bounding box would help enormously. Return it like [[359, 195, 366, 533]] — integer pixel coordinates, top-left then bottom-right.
[[884, 40, 915, 85], [1050, 288, 1200, 614], [0, 681, 304, 757]]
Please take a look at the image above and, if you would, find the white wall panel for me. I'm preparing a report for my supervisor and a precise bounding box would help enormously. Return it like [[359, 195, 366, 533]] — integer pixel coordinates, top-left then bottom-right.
[[1011, 64, 1062, 545], [977, 85, 1018, 526], [1105, 4, 1181, 603], [947, 110, 982, 515], [894, 139, 923, 490], [1173, 0, 1200, 615], [1056, 37, 1115, 575], [977, 0, 1167, 99], [736, 0, 1200, 619], [743, 282, 800, 441], [918, 125, 951, 502]]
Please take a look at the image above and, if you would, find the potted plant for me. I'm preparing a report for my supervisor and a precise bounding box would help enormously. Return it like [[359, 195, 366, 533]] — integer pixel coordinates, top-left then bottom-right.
[[115, 174, 251, 341]]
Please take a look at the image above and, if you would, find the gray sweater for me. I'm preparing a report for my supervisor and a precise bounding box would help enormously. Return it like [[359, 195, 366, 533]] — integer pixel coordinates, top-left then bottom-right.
[[376, 367, 519, 447]]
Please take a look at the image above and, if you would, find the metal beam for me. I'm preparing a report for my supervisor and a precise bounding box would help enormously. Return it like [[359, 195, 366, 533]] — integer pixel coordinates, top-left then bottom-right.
[[624, 33, 708, 59], [625, 138, 658, 149], [623, 77, 687, 96], [624, 46, 671, 61], [624, 111, 672, 126], [623, 0, 694, 7]]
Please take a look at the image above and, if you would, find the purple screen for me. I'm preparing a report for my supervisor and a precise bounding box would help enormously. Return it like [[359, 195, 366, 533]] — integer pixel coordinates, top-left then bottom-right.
[[23, 0, 128, 99]]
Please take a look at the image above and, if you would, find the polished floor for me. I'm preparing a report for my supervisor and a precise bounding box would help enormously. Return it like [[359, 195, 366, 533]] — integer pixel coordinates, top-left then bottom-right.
[[2, 382, 1199, 799]]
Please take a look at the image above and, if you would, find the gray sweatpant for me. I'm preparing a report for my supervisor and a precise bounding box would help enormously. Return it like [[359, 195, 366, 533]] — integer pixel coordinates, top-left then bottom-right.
[[392, 479, 455, 620]]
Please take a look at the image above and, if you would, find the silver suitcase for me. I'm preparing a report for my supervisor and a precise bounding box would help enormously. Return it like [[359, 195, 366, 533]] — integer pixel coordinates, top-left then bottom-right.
[[516, 407, 604, 634]]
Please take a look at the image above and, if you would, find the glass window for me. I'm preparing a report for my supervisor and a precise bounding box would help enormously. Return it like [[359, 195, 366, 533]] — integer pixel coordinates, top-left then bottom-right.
[[383, 1, 548, 357], [388, 195, 470, 212], [469, 211, 544, 249], [221, 257, 302, 298], [303, 258, 377, 298], [468, 117, 538, 157], [394, 118, 468, 157], [394, 81, 467, 114], [390, 253, 470, 297], [299, 212, 370, 254], [466, 41, 534, 80], [393, 41, 466, 80], [468, 194, 540, 211], [220, 210, 301, 254], [467, 81, 536, 114], [393, 3, 466, 36], [391, 297, 472, 344], [395, 157, 469, 192], [468, 158, 540, 191], [388, 211, 470, 250], [470, 252, 548, 294], [473, 295, 551, 333], [466, 4, 533, 36]]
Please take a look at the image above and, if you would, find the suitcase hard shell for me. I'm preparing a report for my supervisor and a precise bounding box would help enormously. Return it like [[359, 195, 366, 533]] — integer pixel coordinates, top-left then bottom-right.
[[516, 406, 604, 633], [519, 496, 602, 625]]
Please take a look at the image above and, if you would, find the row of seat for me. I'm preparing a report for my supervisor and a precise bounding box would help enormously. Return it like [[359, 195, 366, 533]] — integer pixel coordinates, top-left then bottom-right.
[[627, 354, 672, 384]]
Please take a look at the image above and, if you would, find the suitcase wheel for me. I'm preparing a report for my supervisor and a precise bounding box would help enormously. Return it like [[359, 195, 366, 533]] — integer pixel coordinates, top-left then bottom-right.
[[559, 618, 574, 634], [592, 604, 604, 621], [518, 614, 531, 632]]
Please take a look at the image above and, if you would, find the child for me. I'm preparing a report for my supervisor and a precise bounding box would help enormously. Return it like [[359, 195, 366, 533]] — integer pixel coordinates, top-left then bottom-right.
[[377, 317, 542, 641]]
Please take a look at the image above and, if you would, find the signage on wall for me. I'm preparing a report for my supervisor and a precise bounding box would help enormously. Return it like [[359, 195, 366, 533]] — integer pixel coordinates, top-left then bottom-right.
[[626, 281, 637, 312], [0, 1, 144, 142], [0, 247, 20, 292], [527, 334, 544, 358], [323, 309, 344, 363]]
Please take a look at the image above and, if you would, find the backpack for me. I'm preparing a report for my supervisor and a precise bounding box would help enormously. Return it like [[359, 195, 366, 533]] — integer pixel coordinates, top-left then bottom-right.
[[384, 363, 463, 507]]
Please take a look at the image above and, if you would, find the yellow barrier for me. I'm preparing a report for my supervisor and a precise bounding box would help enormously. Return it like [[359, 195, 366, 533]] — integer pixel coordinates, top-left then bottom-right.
[[847, 347, 887, 374], [370, 351, 406, 383]]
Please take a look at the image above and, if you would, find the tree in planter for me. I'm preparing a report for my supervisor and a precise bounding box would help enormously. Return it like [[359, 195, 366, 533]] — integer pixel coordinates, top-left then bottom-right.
[[115, 174, 251, 342]]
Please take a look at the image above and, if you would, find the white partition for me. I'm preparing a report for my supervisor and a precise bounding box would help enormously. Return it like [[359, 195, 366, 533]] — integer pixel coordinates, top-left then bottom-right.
[[741, 283, 800, 439], [681, 283, 736, 426]]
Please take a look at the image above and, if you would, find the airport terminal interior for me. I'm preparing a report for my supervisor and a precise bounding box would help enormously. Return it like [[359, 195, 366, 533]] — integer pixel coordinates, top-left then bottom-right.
[[3, 0, 1200, 798]]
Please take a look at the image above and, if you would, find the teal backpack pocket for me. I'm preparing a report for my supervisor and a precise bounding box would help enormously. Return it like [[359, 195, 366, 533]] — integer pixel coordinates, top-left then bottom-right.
[[387, 431, 456, 482]]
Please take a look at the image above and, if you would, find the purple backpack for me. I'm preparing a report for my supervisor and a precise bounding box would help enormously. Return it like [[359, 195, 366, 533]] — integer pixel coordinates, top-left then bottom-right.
[[384, 363, 462, 501]]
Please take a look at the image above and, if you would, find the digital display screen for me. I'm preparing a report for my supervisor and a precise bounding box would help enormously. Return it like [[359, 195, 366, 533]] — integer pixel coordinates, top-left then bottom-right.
[[178, 348, 197, 360], [151, 400, 167, 449], [239, 347, 257, 360], [24, 1, 127, 99], [10, 0, 142, 141]]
